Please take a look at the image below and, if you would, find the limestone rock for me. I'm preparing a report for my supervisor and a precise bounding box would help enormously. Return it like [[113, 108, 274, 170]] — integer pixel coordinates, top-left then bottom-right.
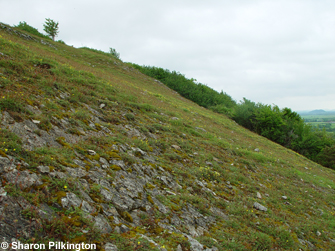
[[210, 207, 229, 221], [37, 165, 50, 173], [61, 192, 82, 208], [171, 145, 181, 151], [253, 202, 267, 212], [195, 127, 207, 132], [104, 243, 118, 251], [0, 157, 16, 174], [88, 150, 97, 155], [4, 170, 43, 189], [94, 214, 113, 234]]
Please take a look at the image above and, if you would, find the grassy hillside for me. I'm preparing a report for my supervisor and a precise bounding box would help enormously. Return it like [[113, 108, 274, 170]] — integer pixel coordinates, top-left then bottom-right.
[[1, 22, 335, 250]]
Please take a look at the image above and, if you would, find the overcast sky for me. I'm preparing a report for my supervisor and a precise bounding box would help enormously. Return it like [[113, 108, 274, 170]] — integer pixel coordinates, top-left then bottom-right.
[[2, 0, 335, 111]]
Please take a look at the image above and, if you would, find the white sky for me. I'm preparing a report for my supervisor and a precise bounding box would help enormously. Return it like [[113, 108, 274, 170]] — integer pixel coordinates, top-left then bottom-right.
[[1, 0, 335, 111]]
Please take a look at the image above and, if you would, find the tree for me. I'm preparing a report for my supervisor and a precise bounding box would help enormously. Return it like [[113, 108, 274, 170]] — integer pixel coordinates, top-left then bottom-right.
[[109, 48, 120, 59], [43, 18, 59, 41]]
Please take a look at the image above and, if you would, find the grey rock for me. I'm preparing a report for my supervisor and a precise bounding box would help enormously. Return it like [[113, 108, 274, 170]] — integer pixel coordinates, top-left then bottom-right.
[[0, 157, 15, 174], [38, 203, 56, 219], [205, 161, 213, 166], [0, 187, 7, 197], [65, 167, 88, 178], [37, 165, 50, 173], [171, 145, 181, 151], [101, 203, 120, 218], [49, 171, 67, 179], [59, 92, 70, 99], [151, 196, 169, 214], [119, 224, 130, 233], [0, 195, 40, 241], [100, 188, 115, 202], [256, 192, 262, 199], [210, 207, 229, 221], [282, 196, 288, 200], [83, 104, 101, 116], [318, 209, 324, 216], [298, 238, 316, 250], [62, 192, 82, 208], [4, 170, 43, 189], [88, 150, 97, 155], [115, 176, 145, 198], [1, 111, 15, 124], [81, 200, 94, 213], [124, 125, 146, 139], [104, 243, 118, 251], [254, 148, 260, 152], [73, 159, 86, 167], [195, 127, 207, 132], [253, 202, 267, 212], [111, 193, 136, 211], [109, 159, 126, 170], [99, 157, 109, 166], [131, 147, 147, 157], [94, 214, 112, 234], [185, 234, 204, 251], [170, 214, 182, 226]]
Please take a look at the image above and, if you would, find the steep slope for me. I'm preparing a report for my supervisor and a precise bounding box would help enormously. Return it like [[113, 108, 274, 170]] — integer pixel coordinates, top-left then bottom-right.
[[1, 23, 335, 251]]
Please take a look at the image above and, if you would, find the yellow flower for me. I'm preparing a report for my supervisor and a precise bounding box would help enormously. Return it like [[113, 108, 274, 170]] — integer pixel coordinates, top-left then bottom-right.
[[64, 186, 67, 189]]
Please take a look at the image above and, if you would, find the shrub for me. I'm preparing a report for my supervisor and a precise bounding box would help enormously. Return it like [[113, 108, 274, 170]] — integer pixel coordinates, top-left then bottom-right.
[[125, 113, 135, 121], [15, 21, 50, 39], [316, 145, 335, 169], [0, 97, 25, 113]]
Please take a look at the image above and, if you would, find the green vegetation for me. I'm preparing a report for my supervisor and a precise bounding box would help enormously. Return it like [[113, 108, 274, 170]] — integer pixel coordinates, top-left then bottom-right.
[[15, 21, 50, 39], [128, 63, 236, 114], [232, 99, 335, 167], [130, 65, 335, 170], [301, 113, 335, 134]]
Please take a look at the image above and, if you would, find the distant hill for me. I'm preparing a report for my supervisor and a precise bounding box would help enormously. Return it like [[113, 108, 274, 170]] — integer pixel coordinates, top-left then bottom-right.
[[308, 109, 327, 114], [298, 110, 335, 116]]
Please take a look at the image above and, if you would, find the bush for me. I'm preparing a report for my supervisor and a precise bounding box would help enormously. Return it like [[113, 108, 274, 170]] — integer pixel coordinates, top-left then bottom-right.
[[316, 145, 335, 169], [0, 97, 25, 113], [128, 63, 236, 113], [15, 21, 50, 39]]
